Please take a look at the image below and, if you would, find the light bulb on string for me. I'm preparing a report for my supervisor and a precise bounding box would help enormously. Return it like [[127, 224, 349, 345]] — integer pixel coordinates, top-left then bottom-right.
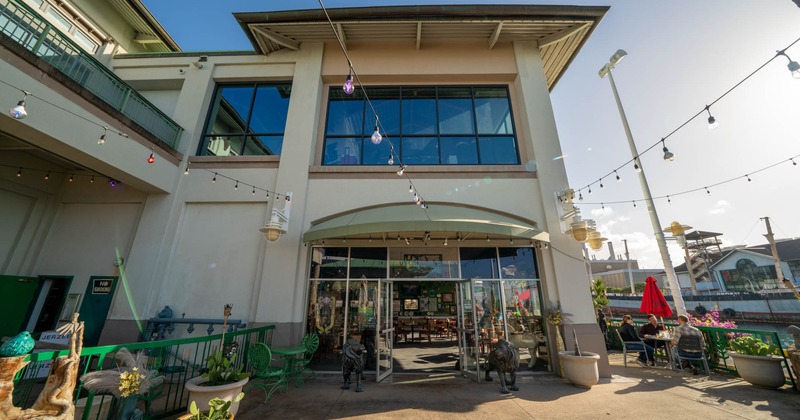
[[98, 127, 107, 145], [266, 192, 270, 199], [44, 171, 50, 180], [777, 50, 800, 79], [746, 174, 751, 182], [8, 91, 29, 119], [234, 181, 238, 191], [147, 148, 155, 164], [634, 159, 641, 173], [615, 170, 621, 183], [370, 119, 382, 145], [705, 105, 719, 130], [662, 139, 674, 161], [599, 179, 604, 189], [588, 186, 592, 195], [90, 176, 94, 183], [578, 192, 583, 201], [109, 178, 116, 187], [388, 153, 394, 165], [792, 158, 797, 166], [252, 187, 256, 196], [632, 201, 637, 208], [343, 68, 354, 94], [667, 195, 671, 203], [601, 203, 605, 210], [396, 165, 406, 176], [409, 184, 414, 193], [705, 187, 711, 195], [68, 174, 73, 182], [16, 167, 21, 177], [183, 162, 190, 175], [212, 173, 217, 183]]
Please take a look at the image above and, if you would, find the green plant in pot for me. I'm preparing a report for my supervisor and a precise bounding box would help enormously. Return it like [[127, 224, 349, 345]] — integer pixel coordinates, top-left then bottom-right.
[[729, 335, 785, 389], [203, 349, 249, 386], [184, 392, 245, 420]]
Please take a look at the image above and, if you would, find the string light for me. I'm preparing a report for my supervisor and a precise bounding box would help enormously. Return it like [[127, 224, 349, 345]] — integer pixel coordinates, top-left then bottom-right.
[[705, 187, 711, 195], [90, 176, 94, 183], [234, 180, 239, 190], [8, 91, 29, 119], [632, 201, 636, 208], [69, 174, 74, 182], [704, 105, 719, 130], [252, 186, 256, 196], [98, 127, 107, 145], [633, 159, 641, 173], [746, 174, 752, 182], [615, 170, 621, 183], [792, 158, 797, 166], [599, 180, 604, 189], [396, 165, 406, 176], [343, 67, 354, 95], [578, 192, 583, 201], [212, 173, 217, 183], [370, 118, 382, 145], [183, 162, 190, 175], [44, 171, 50, 180], [16, 167, 21, 177], [147, 148, 155, 164], [661, 139, 674, 161], [667, 195, 671, 203], [777, 49, 800, 78], [388, 153, 394, 165], [588, 186, 592, 195]]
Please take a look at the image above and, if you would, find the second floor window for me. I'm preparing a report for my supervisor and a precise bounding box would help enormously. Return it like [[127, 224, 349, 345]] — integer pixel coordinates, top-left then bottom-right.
[[323, 85, 519, 166], [199, 82, 292, 156]]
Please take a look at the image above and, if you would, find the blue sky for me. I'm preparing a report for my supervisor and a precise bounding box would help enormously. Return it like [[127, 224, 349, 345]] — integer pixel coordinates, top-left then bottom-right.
[[143, 1, 800, 270]]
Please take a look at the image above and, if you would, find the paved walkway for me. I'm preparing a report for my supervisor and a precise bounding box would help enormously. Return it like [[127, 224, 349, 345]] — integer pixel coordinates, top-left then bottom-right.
[[232, 353, 799, 419]]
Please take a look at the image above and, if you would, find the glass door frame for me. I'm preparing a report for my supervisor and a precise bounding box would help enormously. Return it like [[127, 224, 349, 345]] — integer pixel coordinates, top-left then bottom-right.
[[376, 279, 393, 382], [457, 279, 481, 382]]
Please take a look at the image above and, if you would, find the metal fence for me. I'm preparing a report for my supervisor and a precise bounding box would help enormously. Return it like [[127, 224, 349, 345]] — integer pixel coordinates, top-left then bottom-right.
[[0, 0, 183, 148], [14, 325, 274, 419], [608, 319, 795, 387]]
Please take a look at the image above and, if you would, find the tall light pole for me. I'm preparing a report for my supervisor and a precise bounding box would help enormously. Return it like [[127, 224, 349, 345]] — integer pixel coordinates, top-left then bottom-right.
[[599, 50, 686, 316]]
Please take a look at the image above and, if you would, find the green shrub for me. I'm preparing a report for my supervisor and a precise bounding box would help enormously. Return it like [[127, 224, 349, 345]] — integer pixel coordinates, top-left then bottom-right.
[[729, 336, 779, 357], [202, 350, 249, 386]]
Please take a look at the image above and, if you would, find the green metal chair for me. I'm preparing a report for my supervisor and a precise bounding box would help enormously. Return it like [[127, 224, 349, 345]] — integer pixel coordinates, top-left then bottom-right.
[[292, 333, 320, 387], [246, 343, 288, 403]]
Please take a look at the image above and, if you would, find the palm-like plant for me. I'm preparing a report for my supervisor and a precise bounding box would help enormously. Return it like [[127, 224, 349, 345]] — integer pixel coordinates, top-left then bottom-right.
[[80, 348, 163, 397]]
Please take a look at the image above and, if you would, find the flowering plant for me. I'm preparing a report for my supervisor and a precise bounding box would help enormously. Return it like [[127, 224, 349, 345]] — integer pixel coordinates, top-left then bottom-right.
[[80, 348, 163, 398], [546, 308, 562, 326], [730, 335, 779, 357], [689, 306, 738, 329]]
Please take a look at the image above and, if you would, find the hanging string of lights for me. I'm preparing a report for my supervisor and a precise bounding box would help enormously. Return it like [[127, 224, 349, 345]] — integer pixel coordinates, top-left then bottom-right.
[[2, 79, 288, 200], [577, 152, 799, 208], [317, 0, 429, 209], [573, 36, 800, 196]]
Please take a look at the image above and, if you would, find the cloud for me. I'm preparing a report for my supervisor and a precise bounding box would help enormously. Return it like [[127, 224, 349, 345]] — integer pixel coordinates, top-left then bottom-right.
[[590, 206, 614, 218], [708, 200, 732, 215]]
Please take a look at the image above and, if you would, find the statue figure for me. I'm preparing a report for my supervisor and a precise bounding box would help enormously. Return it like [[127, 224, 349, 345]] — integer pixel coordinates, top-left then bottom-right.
[[341, 338, 366, 392], [484, 339, 520, 394]]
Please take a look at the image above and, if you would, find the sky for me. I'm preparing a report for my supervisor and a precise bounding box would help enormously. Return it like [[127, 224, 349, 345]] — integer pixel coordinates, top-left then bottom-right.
[[143, 0, 800, 270]]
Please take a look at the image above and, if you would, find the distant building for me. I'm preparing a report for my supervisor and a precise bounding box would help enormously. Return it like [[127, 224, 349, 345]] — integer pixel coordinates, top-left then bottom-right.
[[587, 241, 661, 290]]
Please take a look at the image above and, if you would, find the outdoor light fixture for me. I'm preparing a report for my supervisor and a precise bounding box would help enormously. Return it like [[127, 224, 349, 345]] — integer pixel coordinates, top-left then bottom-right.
[[615, 170, 621, 182], [9, 91, 29, 119], [634, 159, 642, 173], [16, 168, 21, 177], [396, 165, 406, 176], [587, 230, 608, 251], [598, 49, 627, 78], [388, 153, 394, 165], [259, 192, 292, 242], [343, 70, 354, 94], [147, 148, 155, 164], [44, 171, 50, 180], [566, 217, 596, 243], [183, 162, 190, 175], [705, 105, 719, 130], [98, 127, 107, 145], [662, 140, 674, 161], [371, 119, 382, 145], [777, 50, 800, 79]]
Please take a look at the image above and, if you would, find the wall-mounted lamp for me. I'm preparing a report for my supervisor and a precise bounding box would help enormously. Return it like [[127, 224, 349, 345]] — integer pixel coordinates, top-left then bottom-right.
[[259, 192, 292, 242], [192, 56, 208, 69]]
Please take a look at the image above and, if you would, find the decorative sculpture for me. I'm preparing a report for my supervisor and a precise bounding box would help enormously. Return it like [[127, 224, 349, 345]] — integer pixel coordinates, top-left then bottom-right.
[[484, 339, 520, 394], [0, 331, 35, 357], [788, 325, 800, 391], [341, 338, 366, 392], [0, 313, 84, 419]]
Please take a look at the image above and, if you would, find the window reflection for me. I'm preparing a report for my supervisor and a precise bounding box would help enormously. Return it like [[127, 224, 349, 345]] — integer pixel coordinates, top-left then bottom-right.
[[460, 248, 498, 279]]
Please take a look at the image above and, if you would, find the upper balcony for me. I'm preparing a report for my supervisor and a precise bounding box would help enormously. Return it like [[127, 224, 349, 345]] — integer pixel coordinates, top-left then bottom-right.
[[0, 0, 182, 150]]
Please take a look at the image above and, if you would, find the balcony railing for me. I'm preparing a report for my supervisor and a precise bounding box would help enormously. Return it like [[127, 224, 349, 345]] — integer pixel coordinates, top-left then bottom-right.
[[0, 0, 183, 149], [14, 325, 274, 419]]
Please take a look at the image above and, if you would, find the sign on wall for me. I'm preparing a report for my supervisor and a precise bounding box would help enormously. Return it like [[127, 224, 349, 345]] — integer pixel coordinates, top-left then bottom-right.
[[92, 278, 113, 295]]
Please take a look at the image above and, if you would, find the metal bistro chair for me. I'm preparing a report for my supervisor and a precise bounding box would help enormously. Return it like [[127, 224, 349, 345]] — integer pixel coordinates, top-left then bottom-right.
[[675, 334, 711, 376], [292, 333, 320, 387], [615, 329, 651, 367], [246, 343, 289, 403]]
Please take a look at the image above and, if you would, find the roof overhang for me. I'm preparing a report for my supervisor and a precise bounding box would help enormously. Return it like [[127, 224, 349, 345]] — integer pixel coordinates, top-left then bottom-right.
[[109, 0, 182, 52], [302, 203, 549, 243], [235, 4, 608, 89]]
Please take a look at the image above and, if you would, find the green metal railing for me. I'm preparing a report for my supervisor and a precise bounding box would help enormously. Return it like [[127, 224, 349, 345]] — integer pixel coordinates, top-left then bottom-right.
[[0, 0, 183, 148], [608, 319, 795, 387], [14, 325, 274, 419]]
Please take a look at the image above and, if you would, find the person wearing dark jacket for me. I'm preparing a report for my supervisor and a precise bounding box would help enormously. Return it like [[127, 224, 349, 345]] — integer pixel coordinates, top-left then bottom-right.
[[619, 315, 654, 366]]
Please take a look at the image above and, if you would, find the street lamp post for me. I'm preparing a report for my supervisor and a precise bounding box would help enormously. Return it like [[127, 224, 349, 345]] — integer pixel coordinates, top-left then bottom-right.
[[599, 50, 687, 316]]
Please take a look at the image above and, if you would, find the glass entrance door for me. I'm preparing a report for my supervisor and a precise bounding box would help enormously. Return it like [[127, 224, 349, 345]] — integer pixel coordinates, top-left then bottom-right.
[[376, 279, 393, 382], [456, 280, 480, 382]]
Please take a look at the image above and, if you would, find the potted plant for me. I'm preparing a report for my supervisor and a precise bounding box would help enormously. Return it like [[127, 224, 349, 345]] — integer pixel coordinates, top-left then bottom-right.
[[185, 305, 250, 415], [729, 336, 786, 389], [558, 328, 600, 389], [178, 392, 244, 420]]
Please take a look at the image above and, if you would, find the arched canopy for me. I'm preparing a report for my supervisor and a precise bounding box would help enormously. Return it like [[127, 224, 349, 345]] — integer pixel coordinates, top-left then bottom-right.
[[302, 203, 549, 243]]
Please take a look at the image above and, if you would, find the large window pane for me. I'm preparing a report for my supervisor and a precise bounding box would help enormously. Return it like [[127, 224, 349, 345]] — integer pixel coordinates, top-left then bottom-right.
[[350, 248, 388, 279], [390, 247, 458, 278], [323, 137, 361, 165], [438, 87, 474, 135], [401, 87, 436, 135], [460, 248, 498, 279], [499, 248, 538, 279], [311, 247, 349, 279], [401, 137, 439, 165], [362, 137, 393, 165], [475, 88, 513, 135], [478, 136, 518, 164], [210, 87, 253, 134], [327, 90, 364, 135], [440, 137, 478, 165], [249, 85, 291, 133], [364, 88, 400, 136], [243, 135, 282, 156]]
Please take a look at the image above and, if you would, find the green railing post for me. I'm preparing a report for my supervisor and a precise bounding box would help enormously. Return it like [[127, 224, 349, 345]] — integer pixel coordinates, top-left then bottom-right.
[[29, 21, 49, 55]]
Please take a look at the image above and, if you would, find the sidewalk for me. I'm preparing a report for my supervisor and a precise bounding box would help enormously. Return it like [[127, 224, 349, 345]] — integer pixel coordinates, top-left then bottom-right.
[[233, 353, 800, 419]]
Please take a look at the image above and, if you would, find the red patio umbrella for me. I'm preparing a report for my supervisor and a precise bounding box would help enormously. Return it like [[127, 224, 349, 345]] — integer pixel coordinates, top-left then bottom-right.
[[640, 276, 673, 326]]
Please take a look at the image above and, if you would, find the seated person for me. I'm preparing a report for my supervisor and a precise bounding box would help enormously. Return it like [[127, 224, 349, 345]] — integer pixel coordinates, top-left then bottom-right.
[[670, 315, 705, 373], [638, 313, 665, 349], [619, 315, 654, 366]]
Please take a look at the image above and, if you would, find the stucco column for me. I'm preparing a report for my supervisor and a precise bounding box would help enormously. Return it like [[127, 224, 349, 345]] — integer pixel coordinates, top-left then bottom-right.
[[254, 43, 324, 344], [513, 41, 609, 376]]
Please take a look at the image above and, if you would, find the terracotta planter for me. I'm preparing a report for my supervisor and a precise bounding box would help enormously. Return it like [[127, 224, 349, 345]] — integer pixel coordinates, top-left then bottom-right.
[[730, 352, 785, 389], [558, 351, 600, 389], [184, 376, 249, 415]]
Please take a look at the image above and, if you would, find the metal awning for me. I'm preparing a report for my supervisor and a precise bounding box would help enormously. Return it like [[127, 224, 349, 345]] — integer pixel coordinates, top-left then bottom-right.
[[302, 203, 549, 243]]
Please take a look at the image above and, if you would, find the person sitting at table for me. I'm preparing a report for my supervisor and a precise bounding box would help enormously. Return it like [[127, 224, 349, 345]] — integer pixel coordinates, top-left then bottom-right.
[[638, 314, 665, 350], [620, 315, 655, 366], [670, 314, 705, 374]]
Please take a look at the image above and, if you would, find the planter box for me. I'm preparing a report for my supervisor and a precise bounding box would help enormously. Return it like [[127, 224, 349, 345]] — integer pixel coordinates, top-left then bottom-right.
[[185, 376, 249, 415], [730, 352, 785, 389], [558, 351, 600, 389]]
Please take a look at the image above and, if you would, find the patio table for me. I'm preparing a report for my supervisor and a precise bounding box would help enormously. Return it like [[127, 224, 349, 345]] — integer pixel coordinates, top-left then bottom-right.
[[272, 345, 307, 384], [647, 335, 675, 369]]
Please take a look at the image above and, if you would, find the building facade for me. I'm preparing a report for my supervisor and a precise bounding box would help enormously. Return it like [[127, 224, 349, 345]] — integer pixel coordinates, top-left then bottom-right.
[[0, 1, 610, 377]]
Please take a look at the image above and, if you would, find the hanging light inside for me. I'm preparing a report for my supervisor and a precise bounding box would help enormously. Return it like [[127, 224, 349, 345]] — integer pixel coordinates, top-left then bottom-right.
[[147, 148, 155, 164], [662, 139, 674, 161], [777, 50, 800, 79], [705, 105, 719, 130], [98, 127, 107, 145], [8, 91, 29, 119], [396, 165, 406, 176], [370, 118, 382, 145], [343, 68, 355, 94]]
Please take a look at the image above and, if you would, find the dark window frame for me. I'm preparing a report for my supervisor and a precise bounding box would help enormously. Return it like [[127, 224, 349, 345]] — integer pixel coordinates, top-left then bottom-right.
[[323, 85, 520, 166]]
